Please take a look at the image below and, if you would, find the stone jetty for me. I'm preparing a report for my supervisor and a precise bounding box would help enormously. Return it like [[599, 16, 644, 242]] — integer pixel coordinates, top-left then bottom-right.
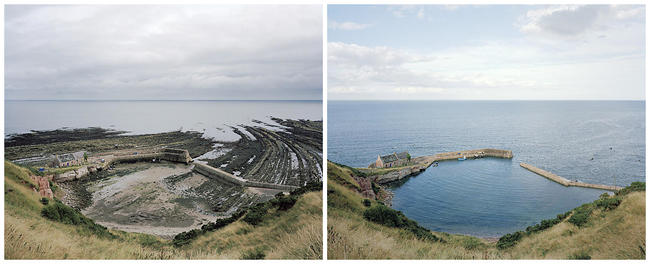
[[53, 147, 298, 191], [370, 148, 514, 184], [520, 162, 621, 191], [192, 163, 298, 191]]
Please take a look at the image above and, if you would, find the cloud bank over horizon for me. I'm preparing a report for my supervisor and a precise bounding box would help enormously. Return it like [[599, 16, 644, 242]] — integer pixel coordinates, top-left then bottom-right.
[[328, 5, 645, 100], [5, 5, 323, 100]]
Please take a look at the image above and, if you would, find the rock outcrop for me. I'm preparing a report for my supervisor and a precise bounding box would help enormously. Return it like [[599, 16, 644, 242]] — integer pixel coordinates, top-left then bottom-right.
[[30, 175, 53, 199]]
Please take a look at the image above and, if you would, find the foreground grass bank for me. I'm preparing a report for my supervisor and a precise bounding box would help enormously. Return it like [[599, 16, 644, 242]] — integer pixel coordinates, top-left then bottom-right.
[[5, 161, 322, 259], [327, 161, 645, 259]]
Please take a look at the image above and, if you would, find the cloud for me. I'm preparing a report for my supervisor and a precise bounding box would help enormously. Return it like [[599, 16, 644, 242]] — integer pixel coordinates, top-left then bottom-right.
[[329, 20, 371, 31], [5, 5, 323, 100], [519, 5, 645, 37], [388, 6, 417, 18], [328, 40, 644, 100]]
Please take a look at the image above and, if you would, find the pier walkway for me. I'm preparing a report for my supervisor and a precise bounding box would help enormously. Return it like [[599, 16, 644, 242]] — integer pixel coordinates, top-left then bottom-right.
[[520, 162, 621, 191], [54, 148, 298, 192]]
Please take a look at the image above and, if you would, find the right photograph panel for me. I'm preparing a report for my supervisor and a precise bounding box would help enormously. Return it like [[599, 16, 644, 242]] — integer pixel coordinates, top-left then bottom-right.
[[327, 4, 645, 260]]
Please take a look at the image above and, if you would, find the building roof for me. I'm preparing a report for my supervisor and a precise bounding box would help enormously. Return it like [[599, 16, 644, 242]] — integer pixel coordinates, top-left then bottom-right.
[[395, 151, 409, 160], [380, 151, 409, 163]]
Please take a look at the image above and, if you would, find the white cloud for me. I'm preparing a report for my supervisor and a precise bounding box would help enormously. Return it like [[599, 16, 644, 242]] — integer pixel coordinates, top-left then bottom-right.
[[328, 39, 644, 100], [5, 5, 323, 100], [518, 5, 644, 38], [388, 6, 417, 18], [329, 20, 371, 31]]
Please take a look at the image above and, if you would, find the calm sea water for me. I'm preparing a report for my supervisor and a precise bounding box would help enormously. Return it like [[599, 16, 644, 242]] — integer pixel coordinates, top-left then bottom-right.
[[5, 100, 322, 141], [328, 100, 645, 237]]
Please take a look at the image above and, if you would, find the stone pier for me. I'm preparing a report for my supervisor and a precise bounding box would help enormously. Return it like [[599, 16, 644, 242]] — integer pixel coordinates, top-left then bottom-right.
[[520, 162, 621, 191]]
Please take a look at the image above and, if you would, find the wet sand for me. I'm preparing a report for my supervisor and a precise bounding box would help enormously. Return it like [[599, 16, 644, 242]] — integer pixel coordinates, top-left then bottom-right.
[[81, 163, 220, 238]]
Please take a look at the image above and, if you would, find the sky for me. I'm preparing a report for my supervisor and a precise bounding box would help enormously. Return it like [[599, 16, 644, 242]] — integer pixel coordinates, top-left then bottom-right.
[[5, 5, 322, 100], [328, 5, 645, 100]]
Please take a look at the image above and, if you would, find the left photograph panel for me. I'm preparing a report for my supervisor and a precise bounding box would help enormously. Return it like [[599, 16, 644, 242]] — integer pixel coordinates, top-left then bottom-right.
[[4, 5, 323, 260]]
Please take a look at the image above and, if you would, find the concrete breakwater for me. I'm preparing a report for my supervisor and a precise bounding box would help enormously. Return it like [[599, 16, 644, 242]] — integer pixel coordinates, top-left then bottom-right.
[[54, 148, 192, 182], [418, 148, 513, 165], [55, 148, 298, 191], [192, 163, 298, 191], [520, 162, 621, 191], [372, 148, 514, 184]]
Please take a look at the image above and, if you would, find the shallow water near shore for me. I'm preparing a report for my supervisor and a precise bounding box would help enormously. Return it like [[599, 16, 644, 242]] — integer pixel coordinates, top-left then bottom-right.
[[328, 100, 645, 237], [5, 100, 322, 141]]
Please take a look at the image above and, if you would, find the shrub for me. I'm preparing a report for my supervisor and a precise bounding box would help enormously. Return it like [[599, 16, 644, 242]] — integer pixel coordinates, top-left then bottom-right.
[[595, 196, 622, 211], [371, 182, 380, 196], [241, 247, 266, 259], [497, 231, 524, 249], [172, 180, 321, 247], [568, 205, 593, 227], [616, 182, 645, 196], [271, 195, 298, 211], [243, 203, 270, 226], [173, 209, 247, 247], [48, 179, 58, 192], [362, 199, 371, 207], [41, 201, 113, 238], [40, 197, 49, 205], [290, 181, 322, 196], [363, 205, 405, 227], [172, 229, 202, 247], [363, 205, 441, 242]]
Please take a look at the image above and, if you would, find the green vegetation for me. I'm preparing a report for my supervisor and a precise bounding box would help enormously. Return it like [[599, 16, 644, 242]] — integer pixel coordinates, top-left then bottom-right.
[[327, 160, 646, 259], [363, 204, 441, 242], [498, 182, 645, 249], [41, 200, 115, 239], [496, 231, 524, 249], [5, 160, 323, 259], [241, 246, 266, 259], [174, 181, 322, 247]]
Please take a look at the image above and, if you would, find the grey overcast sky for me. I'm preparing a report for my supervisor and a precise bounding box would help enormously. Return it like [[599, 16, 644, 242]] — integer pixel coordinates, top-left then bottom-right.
[[5, 5, 322, 100], [329, 5, 645, 100]]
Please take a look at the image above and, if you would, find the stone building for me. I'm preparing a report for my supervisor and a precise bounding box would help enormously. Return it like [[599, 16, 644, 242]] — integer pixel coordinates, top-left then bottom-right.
[[56, 151, 86, 167], [371, 151, 410, 168]]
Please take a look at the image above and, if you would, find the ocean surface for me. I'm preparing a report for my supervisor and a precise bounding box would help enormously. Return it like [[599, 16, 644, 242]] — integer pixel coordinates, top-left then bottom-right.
[[328, 100, 645, 237], [5, 100, 322, 141]]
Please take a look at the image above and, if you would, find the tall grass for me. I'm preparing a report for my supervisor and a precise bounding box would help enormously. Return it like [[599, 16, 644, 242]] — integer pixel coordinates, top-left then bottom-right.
[[327, 161, 645, 260], [4, 161, 322, 259]]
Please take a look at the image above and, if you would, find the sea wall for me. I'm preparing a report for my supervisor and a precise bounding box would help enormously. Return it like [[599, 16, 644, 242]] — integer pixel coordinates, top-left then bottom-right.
[[54, 148, 191, 182], [192, 163, 298, 191], [372, 148, 513, 184], [520, 162, 621, 191], [192, 163, 246, 186], [430, 148, 513, 162]]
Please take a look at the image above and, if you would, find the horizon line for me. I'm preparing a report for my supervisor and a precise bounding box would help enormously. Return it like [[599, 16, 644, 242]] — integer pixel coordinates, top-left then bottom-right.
[[328, 99, 646, 101], [5, 99, 323, 102]]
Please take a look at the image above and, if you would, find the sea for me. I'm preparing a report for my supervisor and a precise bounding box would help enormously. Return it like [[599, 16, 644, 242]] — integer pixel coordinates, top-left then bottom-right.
[[328, 100, 645, 238], [5, 100, 322, 141]]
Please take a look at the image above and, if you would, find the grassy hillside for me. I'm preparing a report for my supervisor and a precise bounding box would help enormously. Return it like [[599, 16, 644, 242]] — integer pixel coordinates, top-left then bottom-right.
[[5, 161, 322, 259], [327, 161, 645, 259]]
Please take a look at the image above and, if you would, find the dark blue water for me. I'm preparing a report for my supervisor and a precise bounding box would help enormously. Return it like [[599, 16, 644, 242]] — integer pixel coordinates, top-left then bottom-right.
[[328, 101, 645, 237]]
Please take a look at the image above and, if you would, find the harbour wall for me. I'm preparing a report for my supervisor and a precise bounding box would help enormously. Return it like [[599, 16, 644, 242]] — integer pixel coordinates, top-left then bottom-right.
[[192, 163, 298, 191], [520, 162, 621, 191], [373, 148, 513, 184]]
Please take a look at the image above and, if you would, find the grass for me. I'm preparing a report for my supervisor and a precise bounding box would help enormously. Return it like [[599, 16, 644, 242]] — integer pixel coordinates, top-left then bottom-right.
[[5, 160, 322, 259], [327, 161, 646, 259]]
